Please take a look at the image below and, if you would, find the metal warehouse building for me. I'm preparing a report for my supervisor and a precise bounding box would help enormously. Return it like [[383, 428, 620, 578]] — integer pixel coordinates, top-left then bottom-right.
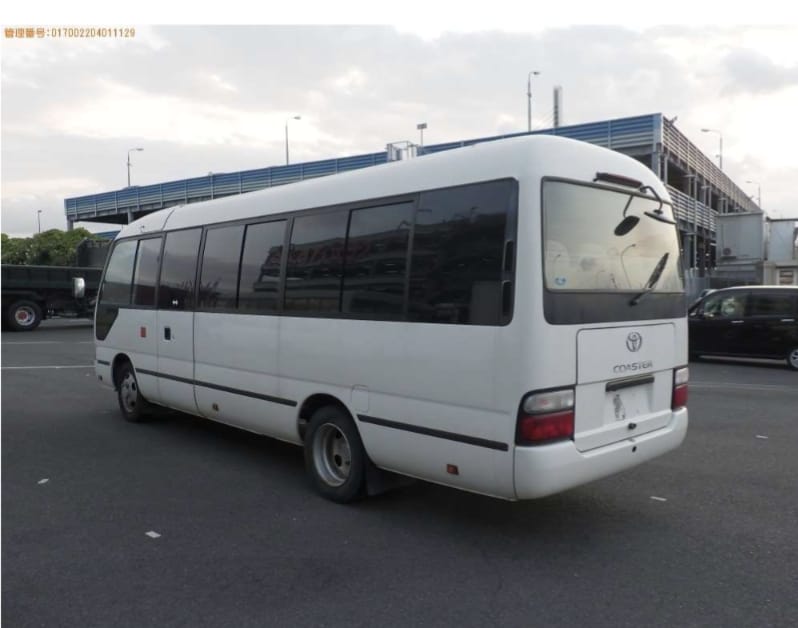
[[64, 112, 760, 276]]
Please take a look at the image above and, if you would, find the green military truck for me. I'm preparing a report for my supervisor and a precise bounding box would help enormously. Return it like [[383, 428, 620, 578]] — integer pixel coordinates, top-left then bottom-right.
[[1, 264, 103, 331]]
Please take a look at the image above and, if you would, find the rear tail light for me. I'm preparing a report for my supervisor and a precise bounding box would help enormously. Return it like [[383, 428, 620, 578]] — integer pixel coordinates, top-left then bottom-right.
[[516, 388, 575, 445], [672, 366, 688, 409]]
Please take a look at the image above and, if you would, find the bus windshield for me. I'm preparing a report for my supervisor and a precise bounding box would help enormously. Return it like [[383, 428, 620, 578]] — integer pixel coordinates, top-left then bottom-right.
[[543, 180, 683, 293]]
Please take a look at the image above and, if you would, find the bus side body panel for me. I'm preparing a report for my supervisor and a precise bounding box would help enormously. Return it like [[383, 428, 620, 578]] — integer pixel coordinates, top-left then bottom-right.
[[278, 317, 517, 499], [193, 313, 298, 442], [96, 308, 159, 400], [156, 310, 197, 414]]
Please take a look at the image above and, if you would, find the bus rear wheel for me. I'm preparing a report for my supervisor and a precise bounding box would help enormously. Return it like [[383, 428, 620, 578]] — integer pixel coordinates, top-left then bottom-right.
[[7, 300, 42, 332], [304, 405, 366, 503]]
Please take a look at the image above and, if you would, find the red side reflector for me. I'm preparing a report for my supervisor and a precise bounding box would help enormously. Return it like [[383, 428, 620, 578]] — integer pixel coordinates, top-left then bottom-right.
[[517, 410, 575, 445], [672, 384, 688, 409], [140, 326, 147, 338]]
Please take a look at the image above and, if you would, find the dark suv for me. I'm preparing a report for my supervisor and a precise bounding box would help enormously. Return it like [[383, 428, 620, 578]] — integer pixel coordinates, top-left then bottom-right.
[[688, 285, 798, 370]]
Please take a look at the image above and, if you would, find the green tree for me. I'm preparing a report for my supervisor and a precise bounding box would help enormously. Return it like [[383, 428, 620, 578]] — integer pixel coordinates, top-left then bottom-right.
[[1, 229, 101, 266], [1, 233, 35, 264]]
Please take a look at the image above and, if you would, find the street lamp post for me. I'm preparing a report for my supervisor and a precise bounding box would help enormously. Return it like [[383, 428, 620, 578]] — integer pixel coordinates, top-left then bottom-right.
[[700, 128, 723, 170], [285, 115, 301, 165], [37, 210, 42, 234], [127, 147, 143, 187], [746, 180, 761, 208], [417, 122, 427, 153], [527, 70, 541, 132]]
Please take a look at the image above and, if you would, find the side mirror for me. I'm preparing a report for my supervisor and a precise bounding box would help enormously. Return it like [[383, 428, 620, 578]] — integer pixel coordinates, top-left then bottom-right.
[[72, 277, 86, 299]]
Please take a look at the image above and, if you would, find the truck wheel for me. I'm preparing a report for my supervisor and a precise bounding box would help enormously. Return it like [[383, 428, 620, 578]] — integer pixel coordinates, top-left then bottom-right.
[[116, 362, 153, 422], [304, 405, 367, 503], [7, 300, 43, 331]]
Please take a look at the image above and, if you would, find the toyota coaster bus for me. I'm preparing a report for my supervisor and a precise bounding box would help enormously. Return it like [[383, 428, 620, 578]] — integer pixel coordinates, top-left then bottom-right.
[[94, 135, 689, 502]]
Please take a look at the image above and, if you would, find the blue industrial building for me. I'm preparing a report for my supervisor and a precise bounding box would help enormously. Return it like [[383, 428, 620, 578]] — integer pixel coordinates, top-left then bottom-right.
[[64, 113, 759, 271]]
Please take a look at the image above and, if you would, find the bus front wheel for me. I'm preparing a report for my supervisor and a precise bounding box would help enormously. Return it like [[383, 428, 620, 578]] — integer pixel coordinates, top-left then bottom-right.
[[304, 405, 367, 503], [116, 362, 153, 422]]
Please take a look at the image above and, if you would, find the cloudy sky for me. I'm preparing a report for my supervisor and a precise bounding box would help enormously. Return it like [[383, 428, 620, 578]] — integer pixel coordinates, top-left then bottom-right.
[[2, 12, 798, 236]]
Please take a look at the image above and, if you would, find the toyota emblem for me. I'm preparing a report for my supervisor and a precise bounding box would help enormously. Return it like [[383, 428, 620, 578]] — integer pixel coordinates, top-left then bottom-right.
[[626, 332, 643, 352]]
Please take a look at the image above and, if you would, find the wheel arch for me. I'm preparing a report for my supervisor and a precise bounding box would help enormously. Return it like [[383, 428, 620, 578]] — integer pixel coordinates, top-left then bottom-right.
[[297, 393, 354, 442], [111, 353, 133, 389]]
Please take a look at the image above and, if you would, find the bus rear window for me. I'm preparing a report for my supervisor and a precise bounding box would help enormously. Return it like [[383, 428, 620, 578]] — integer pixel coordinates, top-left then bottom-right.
[[543, 180, 683, 293]]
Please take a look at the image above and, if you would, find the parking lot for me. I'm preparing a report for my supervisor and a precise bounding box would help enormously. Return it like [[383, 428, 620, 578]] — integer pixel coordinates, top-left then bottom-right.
[[3, 321, 797, 627]]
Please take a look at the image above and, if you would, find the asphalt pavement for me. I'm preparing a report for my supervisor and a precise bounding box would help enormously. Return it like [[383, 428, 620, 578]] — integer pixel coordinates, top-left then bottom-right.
[[2, 320, 797, 627]]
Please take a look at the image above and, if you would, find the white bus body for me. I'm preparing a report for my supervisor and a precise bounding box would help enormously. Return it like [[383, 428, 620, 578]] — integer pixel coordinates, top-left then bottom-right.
[[95, 135, 688, 502]]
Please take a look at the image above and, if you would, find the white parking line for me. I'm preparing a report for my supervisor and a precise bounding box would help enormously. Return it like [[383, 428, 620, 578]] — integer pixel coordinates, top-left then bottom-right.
[[2, 341, 94, 345], [1, 365, 95, 370]]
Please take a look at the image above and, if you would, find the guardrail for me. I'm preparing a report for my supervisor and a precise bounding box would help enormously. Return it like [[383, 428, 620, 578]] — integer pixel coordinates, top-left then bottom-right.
[[667, 185, 715, 233], [662, 121, 758, 214], [65, 153, 389, 220]]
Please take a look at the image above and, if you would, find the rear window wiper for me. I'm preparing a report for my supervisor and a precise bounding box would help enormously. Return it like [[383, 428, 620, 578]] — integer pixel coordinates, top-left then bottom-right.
[[630, 252, 669, 305], [595, 172, 677, 236]]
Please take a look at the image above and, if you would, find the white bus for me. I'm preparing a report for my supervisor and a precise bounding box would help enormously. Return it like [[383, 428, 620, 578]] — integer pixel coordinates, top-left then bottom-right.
[[94, 135, 688, 503]]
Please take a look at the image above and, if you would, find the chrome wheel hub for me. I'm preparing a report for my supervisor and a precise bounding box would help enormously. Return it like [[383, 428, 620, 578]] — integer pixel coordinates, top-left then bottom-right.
[[14, 307, 36, 326], [312, 423, 352, 487], [120, 372, 138, 414]]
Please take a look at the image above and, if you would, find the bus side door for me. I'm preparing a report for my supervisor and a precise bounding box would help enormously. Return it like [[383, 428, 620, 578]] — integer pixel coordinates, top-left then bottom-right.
[[156, 228, 202, 414]]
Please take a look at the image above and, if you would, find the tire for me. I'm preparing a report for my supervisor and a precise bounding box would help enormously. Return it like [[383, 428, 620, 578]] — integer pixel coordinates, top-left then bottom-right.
[[116, 362, 153, 422], [787, 347, 798, 371], [304, 405, 367, 503], [6, 300, 42, 332]]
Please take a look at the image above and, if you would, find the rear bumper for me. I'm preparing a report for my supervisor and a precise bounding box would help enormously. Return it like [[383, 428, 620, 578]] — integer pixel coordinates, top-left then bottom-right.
[[513, 407, 688, 499]]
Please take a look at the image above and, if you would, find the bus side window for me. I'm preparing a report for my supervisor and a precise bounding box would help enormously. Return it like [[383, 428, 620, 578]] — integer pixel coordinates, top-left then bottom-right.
[[408, 180, 511, 325], [239, 220, 286, 313], [158, 229, 202, 310], [284, 211, 348, 314], [131, 237, 162, 307], [99, 239, 138, 306], [342, 202, 413, 318], [96, 238, 139, 340], [198, 225, 245, 311]]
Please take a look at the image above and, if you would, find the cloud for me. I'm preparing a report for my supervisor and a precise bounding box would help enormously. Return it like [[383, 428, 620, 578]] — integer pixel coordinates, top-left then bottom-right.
[[39, 79, 334, 147], [331, 67, 368, 94], [2, 24, 798, 236], [208, 74, 239, 93], [721, 48, 798, 95]]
